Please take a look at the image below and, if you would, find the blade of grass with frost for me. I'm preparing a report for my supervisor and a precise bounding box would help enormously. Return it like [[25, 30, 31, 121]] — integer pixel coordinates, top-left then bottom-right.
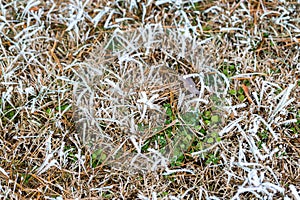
[[219, 116, 245, 137], [73, 43, 92, 56], [104, 78, 124, 96], [58, 141, 68, 166], [128, 0, 137, 11], [21, 0, 41, 19], [141, 3, 146, 23], [104, 10, 119, 29], [90, 185, 114, 193], [137, 92, 160, 122], [269, 83, 295, 122], [0, 16, 11, 31], [289, 185, 300, 199], [239, 123, 279, 161], [46, 1, 56, 22], [179, 10, 194, 37], [74, 148, 88, 182], [65, 0, 89, 32], [147, 148, 169, 169], [130, 135, 142, 154], [115, 17, 134, 23], [234, 169, 284, 198], [274, 8, 296, 38], [260, 81, 281, 105], [92, 7, 110, 27], [36, 159, 60, 175], [36, 133, 61, 175], [277, 118, 297, 126], [230, 73, 267, 80], [252, 91, 261, 106], [137, 194, 150, 200], [240, 129, 266, 162], [198, 37, 213, 45], [1, 86, 13, 107], [238, 139, 247, 164], [198, 72, 205, 97], [28, 7, 44, 24], [162, 168, 195, 176], [155, 0, 173, 6], [0, 166, 9, 178], [191, 142, 219, 157], [223, 103, 247, 116], [203, 5, 223, 14]]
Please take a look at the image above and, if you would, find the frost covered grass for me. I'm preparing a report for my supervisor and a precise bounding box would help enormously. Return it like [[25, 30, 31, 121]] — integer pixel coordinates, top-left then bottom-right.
[[0, 0, 299, 199]]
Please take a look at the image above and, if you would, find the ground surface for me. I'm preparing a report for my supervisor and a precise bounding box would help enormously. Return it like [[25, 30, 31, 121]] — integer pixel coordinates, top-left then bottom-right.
[[0, 0, 299, 199]]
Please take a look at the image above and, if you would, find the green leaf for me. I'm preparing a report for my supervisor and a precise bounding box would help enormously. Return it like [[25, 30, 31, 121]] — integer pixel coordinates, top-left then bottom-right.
[[206, 137, 214, 144], [195, 125, 202, 131], [203, 111, 211, 119], [203, 25, 212, 31], [92, 149, 102, 160], [200, 128, 206, 134], [141, 140, 150, 152], [7, 110, 15, 119], [238, 87, 244, 94], [205, 154, 219, 165], [22, 174, 32, 184], [238, 94, 245, 101], [229, 89, 237, 95], [243, 79, 250, 86], [211, 94, 219, 102], [211, 115, 220, 123], [91, 149, 107, 167], [229, 65, 236, 71], [46, 108, 52, 114], [211, 132, 218, 137], [223, 69, 228, 76], [170, 153, 185, 166], [55, 104, 71, 111], [263, 32, 269, 37], [204, 120, 210, 125], [158, 135, 167, 146], [181, 112, 198, 125]]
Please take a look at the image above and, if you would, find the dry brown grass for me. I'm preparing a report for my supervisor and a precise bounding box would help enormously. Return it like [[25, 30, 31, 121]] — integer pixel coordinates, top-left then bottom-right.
[[0, 0, 299, 199]]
